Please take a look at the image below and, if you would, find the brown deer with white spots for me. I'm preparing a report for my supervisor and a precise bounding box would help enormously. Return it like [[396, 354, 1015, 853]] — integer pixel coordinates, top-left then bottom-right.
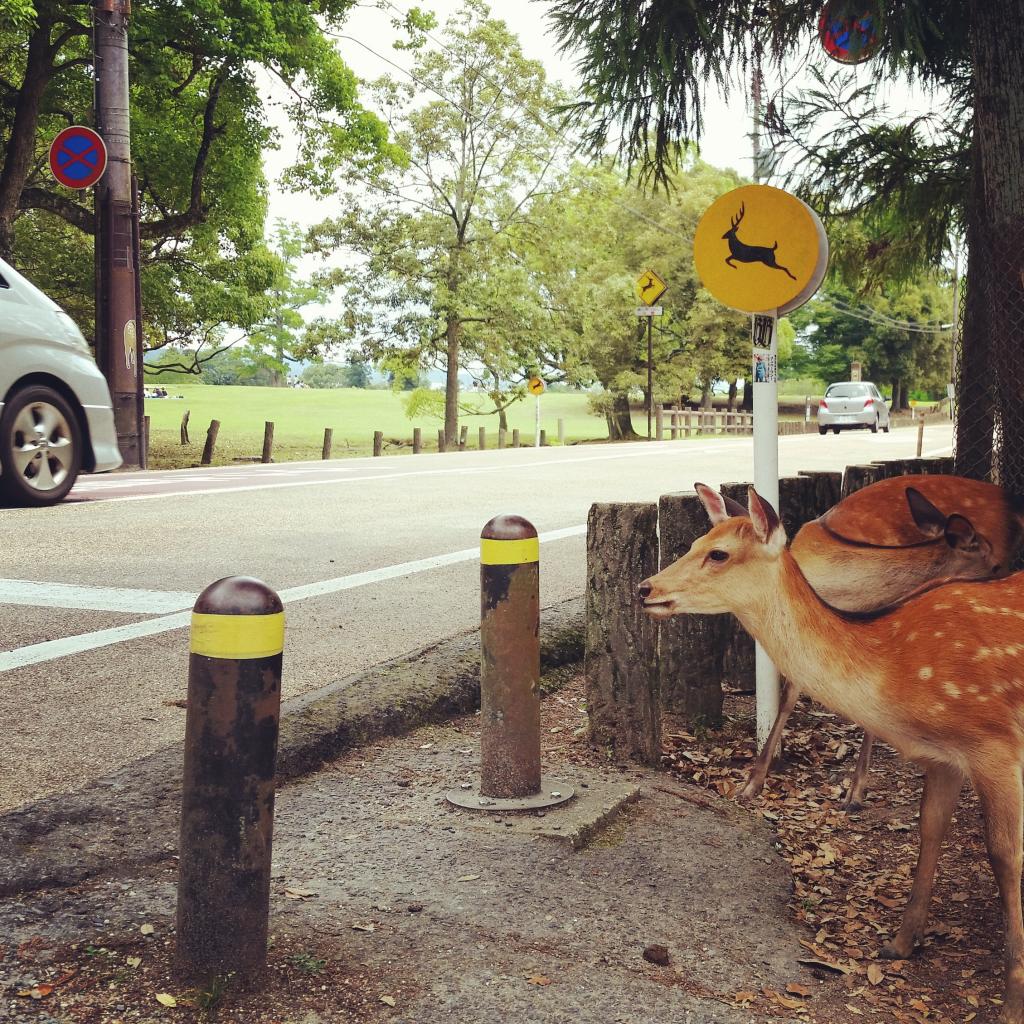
[[639, 485, 1024, 1023], [739, 474, 1024, 808]]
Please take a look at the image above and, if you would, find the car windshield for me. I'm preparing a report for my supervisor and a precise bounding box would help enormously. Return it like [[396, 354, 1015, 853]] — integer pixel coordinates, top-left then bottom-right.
[[826, 384, 870, 398]]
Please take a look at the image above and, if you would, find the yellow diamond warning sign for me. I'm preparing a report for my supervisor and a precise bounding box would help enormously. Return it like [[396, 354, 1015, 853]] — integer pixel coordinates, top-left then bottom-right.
[[635, 269, 667, 306]]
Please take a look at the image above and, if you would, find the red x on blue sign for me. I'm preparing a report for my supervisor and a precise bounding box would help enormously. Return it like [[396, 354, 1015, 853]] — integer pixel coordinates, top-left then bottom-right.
[[49, 126, 107, 189]]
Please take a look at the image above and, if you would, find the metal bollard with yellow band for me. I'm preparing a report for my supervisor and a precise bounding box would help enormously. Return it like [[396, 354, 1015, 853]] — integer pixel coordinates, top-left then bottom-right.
[[176, 576, 285, 978], [447, 515, 573, 811]]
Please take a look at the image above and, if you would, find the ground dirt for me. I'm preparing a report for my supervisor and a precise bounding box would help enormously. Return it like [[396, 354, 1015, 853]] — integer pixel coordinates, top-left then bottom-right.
[[0, 675, 996, 1024]]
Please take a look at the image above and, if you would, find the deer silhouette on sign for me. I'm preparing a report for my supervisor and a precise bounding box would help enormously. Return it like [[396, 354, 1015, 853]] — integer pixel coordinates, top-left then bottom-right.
[[722, 204, 797, 280]]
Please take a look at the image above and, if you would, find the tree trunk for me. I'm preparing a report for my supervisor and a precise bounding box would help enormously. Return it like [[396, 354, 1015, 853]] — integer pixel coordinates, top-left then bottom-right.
[[727, 379, 738, 411], [955, 126, 994, 481], [741, 379, 753, 412], [444, 314, 460, 452], [657, 492, 723, 726], [972, 0, 1024, 493], [605, 391, 638, 440], [0, 20, 53, 262], [585, 502, 660, 764], [700, 384, 713, 409]]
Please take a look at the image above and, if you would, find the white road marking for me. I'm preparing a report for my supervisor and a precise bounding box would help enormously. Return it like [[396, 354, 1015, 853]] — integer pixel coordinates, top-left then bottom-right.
[[70, 442, 752, 505], [0, 525, 588, 671], [0, 579, 195, 614]]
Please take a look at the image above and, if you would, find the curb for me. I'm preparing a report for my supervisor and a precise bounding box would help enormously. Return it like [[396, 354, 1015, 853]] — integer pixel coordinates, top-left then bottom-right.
[[0, 597, 584, 899]]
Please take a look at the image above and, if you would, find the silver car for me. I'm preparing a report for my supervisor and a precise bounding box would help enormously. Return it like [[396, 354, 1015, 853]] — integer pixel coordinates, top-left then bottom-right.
[[0, 257, 122, 505], [817, 381, 891, 435]]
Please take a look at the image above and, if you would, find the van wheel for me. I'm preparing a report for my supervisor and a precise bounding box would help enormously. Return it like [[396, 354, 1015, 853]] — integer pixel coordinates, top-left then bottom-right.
[[832, 427, 841, 434], [0, 385, 82, 506], [871, 416, 879, 434], [818, 426, 827, 435]]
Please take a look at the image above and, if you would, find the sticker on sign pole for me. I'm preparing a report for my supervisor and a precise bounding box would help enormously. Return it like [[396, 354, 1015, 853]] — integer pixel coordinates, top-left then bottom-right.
[[49, 126, 107, 190]]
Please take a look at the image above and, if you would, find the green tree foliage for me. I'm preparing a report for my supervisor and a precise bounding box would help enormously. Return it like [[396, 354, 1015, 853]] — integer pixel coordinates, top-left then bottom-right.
[[0, 0, 390, 360], [307, 0, 565, 448], [300, 361, 370, 389], [545, 0, 1024, 489]]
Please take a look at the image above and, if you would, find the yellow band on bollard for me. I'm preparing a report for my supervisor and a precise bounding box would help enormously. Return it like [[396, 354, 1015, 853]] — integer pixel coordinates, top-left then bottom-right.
[[190, 612, 286, 660], [480, 537, 539, 565]]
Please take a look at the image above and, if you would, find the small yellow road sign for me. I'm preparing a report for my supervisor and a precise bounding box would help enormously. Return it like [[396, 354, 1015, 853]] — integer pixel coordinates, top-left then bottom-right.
[[694, 184, 827, 314], [528, 376, 545, 396], [635, 269, 667, 306]]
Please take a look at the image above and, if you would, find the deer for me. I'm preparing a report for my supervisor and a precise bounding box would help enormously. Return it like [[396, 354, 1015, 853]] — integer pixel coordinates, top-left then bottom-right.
[[721, 203, 797, 280], [736, 474, 1024, 808], [639, 485, 1024, 1023]]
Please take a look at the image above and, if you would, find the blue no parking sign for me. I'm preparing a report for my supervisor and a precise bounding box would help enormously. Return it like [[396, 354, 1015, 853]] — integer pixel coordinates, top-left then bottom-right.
[[48, 126, 107, 189]]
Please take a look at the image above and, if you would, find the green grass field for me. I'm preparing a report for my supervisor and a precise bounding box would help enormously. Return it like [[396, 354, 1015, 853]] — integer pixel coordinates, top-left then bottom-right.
[[144, 384, 611, 468]]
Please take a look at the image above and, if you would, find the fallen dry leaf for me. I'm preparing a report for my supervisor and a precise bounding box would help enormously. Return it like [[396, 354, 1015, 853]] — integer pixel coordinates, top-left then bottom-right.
[[733, 991, 757, 1004], [526, 975, 551, 986], [456, 874, 480, 882], [786, 982, 812, 997], [155, 992, 177, 1007], [284, 887, 317, 900], [352, 922, 375, 933], [126, 956, 142, 969], [380, 995, 396, 1007], [866, 962, 884, 985], [140, 924, 155, 936]]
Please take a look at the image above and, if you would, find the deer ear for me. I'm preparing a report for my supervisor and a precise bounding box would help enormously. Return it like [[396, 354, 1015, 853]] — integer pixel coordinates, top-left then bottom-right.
[[944, 513, 984, 553], [747, 487, 786, 551], [695, 483, 731, 525], [906, 487, 946, 538], [721, 493, 749, 518]]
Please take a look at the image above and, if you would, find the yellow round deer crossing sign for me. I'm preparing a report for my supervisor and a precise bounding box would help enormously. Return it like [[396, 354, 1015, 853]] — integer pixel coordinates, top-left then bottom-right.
[[694, 184, 828, 314]]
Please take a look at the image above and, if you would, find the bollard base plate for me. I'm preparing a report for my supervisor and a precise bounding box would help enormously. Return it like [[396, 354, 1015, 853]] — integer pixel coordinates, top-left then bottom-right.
[[445, 775, 575, 812]]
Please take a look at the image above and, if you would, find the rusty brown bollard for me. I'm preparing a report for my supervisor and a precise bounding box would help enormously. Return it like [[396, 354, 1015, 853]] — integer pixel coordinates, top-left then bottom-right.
[[175, 577, 285, 979], [446, 515, 573, 811]]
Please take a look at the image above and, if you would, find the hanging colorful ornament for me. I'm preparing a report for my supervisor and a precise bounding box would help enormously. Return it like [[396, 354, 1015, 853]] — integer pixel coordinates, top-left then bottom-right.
[[818, 1, 881, 64]]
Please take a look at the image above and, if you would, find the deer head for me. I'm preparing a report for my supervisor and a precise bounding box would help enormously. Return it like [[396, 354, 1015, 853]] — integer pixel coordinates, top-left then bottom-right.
[[721, 203, 745, 239], [639, 483, 785, 619]]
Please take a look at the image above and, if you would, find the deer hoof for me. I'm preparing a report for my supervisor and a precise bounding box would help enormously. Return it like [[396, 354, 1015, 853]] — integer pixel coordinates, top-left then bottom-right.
[[736, 783, 763, 807], [879, 938, 915, 961]]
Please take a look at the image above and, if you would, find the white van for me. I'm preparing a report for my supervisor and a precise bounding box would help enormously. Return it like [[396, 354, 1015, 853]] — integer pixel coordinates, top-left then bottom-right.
[[0, 256, 122, 505]]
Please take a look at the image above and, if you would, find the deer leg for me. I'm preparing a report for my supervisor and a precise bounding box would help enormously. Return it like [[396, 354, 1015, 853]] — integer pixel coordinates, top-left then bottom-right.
[[842, 732, 874, 812], [737, 678, 800, 804], [880, 763, 964, 960], [973, 767, 1024, 1024]]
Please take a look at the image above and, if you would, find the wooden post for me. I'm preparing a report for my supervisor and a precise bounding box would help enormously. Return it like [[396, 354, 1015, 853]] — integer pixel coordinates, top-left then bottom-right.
[[512, 428, 520, 448], [670, 408, 679, 441], [498, 427, 506, 449], [459, 425, 468, 451], [684, 411, 692, 438], [373, 430, 383, 457], [438, 429, 446, 453], [413, 427, 421, 454], [539, 429, 547, 447], [200, 419, 219, 466], [658, 492, 724, 725], [655, 403, 664, 441], [180, 409, 190, 446], [917, 415, 925, 457], [261, 421, 274, 464], [479, 426, 486, 450], [585, 502, 661, 764], [558, 418, 565, 445], [322, 428, 333, 460]]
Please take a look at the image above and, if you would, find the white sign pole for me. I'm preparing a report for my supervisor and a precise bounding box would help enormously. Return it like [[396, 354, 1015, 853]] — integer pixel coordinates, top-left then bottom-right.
[[535, 394, 541, 447], [752, 312, 780, 753]]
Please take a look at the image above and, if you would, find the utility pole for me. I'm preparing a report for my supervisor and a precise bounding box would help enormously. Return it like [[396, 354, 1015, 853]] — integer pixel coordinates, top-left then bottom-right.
[[94, 0, 144, 468]]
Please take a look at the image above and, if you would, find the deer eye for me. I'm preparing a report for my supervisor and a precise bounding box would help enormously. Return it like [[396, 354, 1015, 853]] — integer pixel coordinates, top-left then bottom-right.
[[708, 549, 729, 563]]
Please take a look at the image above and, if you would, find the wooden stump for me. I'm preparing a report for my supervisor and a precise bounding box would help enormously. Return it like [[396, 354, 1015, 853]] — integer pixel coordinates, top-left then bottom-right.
[[458, 425, 468, 451], [655, 404, 664, 441], [323, 428, 334, 460], [797, 470, 842, 514], [558, 418, 565, 445], [261, 421, 274, 464], [438, 429, 446, 453], [841, 463, 884, 498], [498, 428, 506, 450], [373, 430, 383, 457], [180, 409, 190, 446], [585, 502, 661, 764], [413, 427, 421, 454], [200, 419, 219, 466], [657, 492, 723, 725], [512, 428, 520, 448]]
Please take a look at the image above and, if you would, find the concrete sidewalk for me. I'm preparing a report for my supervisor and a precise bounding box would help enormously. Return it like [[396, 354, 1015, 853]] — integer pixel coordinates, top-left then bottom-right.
[[0, 681, 808, 1023]]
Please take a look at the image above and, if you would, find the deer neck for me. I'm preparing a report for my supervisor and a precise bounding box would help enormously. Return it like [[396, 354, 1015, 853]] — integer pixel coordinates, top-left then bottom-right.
[[731, 549, 887, 733]]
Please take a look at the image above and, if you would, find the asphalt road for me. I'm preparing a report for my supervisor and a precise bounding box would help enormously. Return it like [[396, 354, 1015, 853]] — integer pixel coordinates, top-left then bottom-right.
[[0, 423, 952, 811]]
